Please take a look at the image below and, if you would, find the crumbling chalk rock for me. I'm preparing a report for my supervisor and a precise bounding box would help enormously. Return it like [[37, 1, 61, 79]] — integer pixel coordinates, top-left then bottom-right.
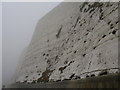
[[15, 2, 119, 83]]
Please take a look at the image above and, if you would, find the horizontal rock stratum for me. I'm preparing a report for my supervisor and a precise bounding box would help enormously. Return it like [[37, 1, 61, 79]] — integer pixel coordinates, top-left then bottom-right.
[[16, 2, 119, 83]]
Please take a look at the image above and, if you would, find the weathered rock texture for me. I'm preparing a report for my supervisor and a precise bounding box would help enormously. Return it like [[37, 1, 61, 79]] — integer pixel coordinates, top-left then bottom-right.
[[16, 2, 119, 83]]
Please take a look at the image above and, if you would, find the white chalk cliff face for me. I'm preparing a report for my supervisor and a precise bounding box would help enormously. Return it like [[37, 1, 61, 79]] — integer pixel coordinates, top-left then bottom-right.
[[16, 2, 119, 83]]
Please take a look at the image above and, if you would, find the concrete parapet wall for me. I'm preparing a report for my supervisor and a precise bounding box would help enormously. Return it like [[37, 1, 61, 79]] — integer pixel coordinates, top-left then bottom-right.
[[9, 73, 119, 88]]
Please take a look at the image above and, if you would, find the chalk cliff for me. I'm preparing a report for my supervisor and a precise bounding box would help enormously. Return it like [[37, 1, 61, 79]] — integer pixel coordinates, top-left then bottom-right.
[[16, 2, 119, 83]]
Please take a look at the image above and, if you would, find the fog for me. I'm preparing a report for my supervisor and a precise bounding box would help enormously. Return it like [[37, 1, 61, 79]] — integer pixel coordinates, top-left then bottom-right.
[[0, 2, 2, 89], [2, 2, 62, 86]]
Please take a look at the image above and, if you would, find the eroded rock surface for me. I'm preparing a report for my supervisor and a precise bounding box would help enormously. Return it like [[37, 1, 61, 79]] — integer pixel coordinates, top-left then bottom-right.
[[16, 2, 119, 83]]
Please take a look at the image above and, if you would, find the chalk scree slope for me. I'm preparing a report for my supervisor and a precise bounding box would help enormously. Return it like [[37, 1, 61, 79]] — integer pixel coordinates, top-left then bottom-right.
[[16, 2, 119, 83]]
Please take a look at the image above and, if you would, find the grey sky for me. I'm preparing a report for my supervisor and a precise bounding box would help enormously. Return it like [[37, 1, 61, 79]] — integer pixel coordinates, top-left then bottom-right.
[[0, 2, 2, 89], [2, 2, 61, 85]]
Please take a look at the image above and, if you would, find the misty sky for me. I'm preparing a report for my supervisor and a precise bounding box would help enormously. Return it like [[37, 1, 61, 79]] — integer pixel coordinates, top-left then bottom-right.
[[2, 2, 62, 85], [0, 2, 2, 89]]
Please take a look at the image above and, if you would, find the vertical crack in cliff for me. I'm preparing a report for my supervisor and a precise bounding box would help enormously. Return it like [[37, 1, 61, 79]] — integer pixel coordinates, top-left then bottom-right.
[[56, 25, 63, 38]]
